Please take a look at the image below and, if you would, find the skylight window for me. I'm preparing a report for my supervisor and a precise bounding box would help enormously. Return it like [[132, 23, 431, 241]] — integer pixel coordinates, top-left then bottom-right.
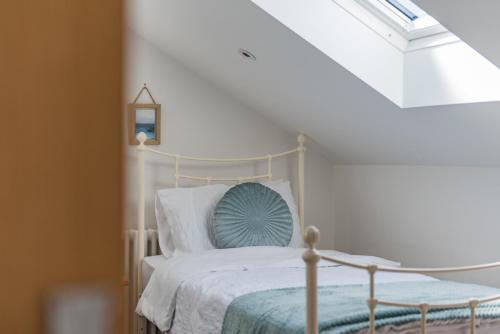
[[353, 0, 448, 42]]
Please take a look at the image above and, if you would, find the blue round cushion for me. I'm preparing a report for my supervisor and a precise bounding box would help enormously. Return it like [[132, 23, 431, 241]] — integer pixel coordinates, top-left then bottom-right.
[[213, 182, 293, 248]]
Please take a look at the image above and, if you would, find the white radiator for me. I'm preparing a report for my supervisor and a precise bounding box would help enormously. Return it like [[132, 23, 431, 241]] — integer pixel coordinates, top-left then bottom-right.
[[124, 229, 161, 334]]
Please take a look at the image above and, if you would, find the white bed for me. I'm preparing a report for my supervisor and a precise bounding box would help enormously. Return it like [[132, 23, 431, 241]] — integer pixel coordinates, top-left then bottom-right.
[[137, 249, 500, 334], [130, 132, 500, 334]]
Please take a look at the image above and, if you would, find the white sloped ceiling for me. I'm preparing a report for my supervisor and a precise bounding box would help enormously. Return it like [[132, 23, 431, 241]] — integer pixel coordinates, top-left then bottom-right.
[[128, 0, 500, 165]]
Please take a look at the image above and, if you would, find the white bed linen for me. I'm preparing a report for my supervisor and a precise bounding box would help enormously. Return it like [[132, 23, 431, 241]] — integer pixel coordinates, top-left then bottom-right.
[[138, 249, 500, 334], [142, 255, 167, 286], [137, 247, 414, 333], [170, 268, 500, 334]]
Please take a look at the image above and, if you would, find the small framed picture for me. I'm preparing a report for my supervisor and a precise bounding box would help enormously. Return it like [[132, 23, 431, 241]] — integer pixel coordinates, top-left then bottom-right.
[[128, 103, 161, 145]]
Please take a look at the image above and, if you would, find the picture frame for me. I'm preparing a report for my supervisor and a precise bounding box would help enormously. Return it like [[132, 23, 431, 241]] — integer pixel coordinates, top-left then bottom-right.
[[128, 103, 161, 145]]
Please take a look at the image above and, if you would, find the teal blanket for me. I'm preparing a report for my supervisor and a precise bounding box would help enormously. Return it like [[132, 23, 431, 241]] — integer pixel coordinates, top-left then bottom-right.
[[222, 281, 500, 334]]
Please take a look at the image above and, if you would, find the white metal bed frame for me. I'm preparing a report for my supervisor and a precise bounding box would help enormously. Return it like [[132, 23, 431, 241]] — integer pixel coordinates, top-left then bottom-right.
[[132, 130, 500, 334], [134, 131, 307, 334], [303, 226, 500, 334]]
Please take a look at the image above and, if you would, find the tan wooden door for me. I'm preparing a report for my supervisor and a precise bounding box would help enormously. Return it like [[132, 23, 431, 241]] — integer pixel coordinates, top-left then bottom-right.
[[0, 0, 123, 333]]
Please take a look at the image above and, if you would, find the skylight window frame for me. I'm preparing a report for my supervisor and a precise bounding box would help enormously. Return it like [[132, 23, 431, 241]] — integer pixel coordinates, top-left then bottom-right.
[[355, 0, 446, 41], [332, 0, 458, 52]]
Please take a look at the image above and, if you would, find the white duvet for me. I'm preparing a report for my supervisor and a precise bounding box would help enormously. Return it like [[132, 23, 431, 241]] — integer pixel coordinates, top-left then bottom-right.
[[137, 247, 435, 333]]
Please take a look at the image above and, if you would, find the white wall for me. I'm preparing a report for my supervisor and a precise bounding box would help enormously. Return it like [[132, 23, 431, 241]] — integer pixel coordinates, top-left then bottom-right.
[[124, 31, 335, 248], [333, 165, 500, 287]]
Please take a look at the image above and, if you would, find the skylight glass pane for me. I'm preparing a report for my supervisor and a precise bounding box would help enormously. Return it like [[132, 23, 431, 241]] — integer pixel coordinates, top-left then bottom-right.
[[385, 0, 418, 21]]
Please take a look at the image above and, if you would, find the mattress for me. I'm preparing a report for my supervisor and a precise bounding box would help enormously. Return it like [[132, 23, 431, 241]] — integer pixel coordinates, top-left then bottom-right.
[[137, 248, 500, 334]]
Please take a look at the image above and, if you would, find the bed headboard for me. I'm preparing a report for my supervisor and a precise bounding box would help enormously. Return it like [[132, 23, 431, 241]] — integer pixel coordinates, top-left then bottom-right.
[[135, 132, 306, 298]]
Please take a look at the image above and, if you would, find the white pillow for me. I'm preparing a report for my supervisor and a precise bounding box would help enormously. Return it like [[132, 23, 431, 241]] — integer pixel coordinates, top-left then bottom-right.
[[155, 193, 175, 257], [155, 184, 229, 255]]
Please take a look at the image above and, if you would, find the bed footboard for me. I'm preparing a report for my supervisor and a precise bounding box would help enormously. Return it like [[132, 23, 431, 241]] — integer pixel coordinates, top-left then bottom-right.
[[303, 226, 500, 334]]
